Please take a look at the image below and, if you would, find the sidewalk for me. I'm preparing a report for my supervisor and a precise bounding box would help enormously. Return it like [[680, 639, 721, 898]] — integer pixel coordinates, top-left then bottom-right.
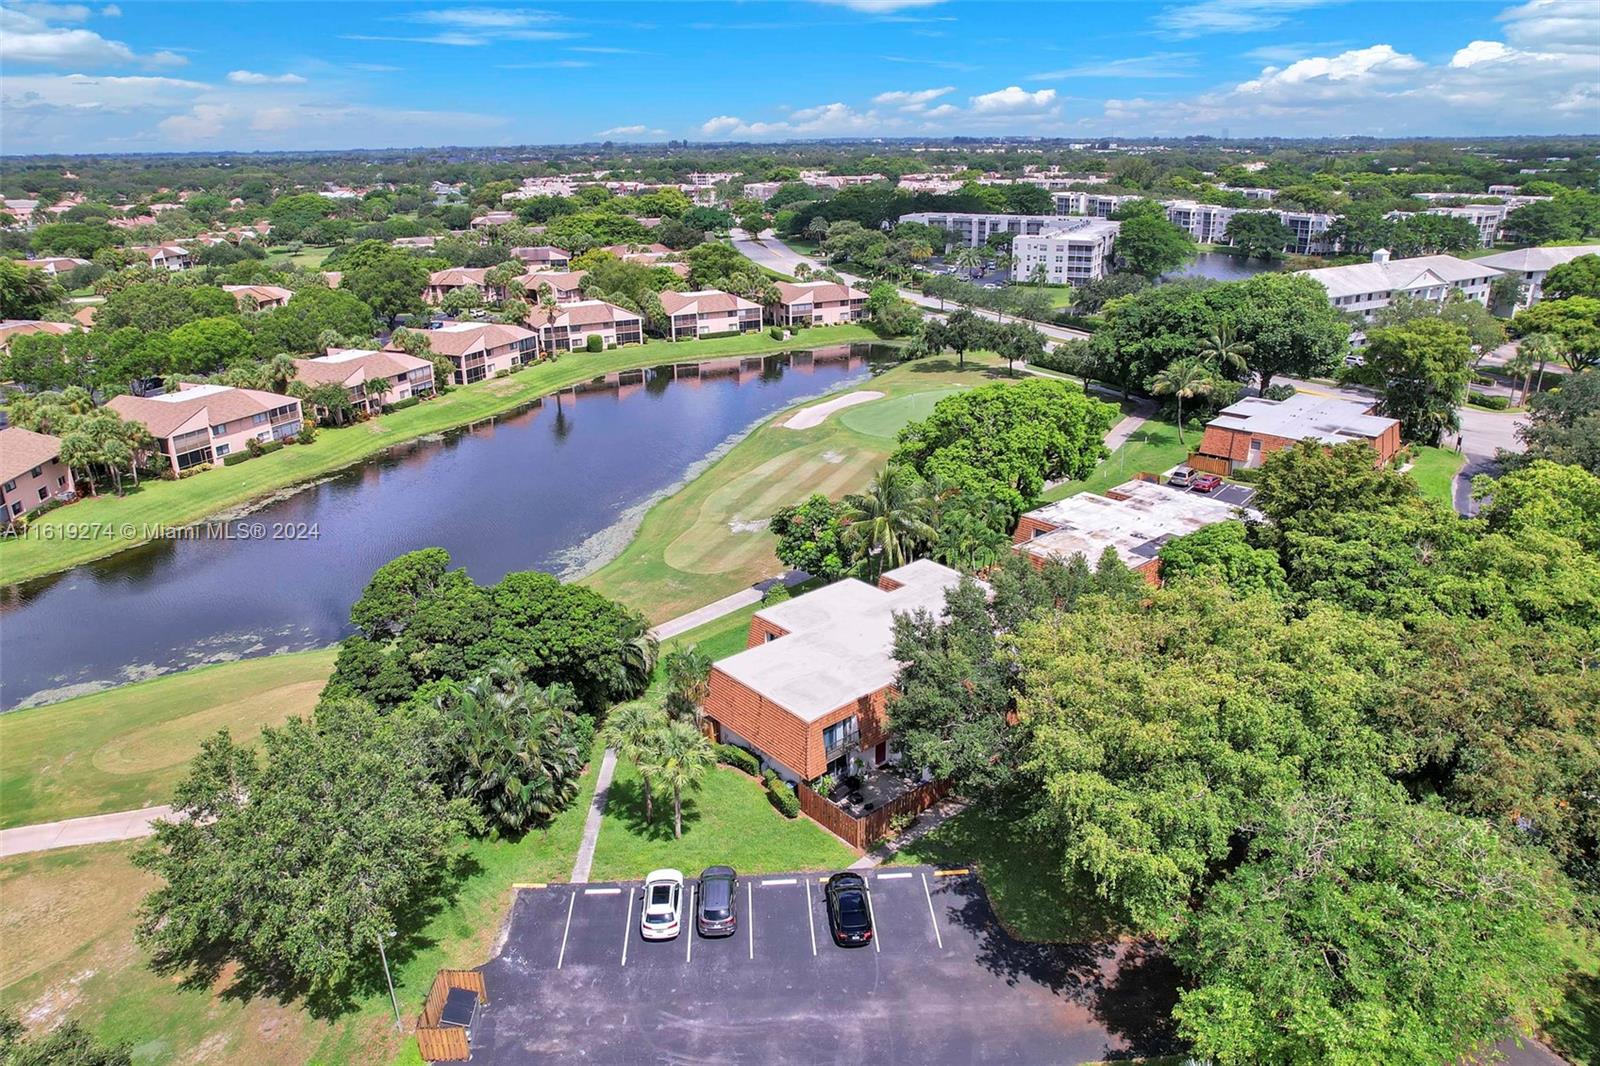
[[651, 569, 809, 640], [849, 796, 968, 870], [0, 804, 173, 858]]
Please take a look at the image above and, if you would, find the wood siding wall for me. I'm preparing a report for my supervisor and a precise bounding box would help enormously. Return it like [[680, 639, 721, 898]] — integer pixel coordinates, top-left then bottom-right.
[[795, 778, 951, 850], [415, 969, 487, 1063], [745, 617, 789, 648]]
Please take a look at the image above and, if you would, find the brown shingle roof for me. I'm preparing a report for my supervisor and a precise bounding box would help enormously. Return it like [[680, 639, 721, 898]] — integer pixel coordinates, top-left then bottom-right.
[[526, 300, 641, 329], [292, 348, 431, 388], [658, 289, 759, 316], [775, 281, 867, 305], [106, 384, 299, 438], [428, 267, 490, 287], [0, 426, 65, 483], [415, 322, 538, 357]]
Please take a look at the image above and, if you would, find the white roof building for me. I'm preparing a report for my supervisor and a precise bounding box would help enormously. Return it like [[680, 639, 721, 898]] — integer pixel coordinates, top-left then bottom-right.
[[1473, 244, 1600, 307], [1014, 480, 1249, 578], [1297, 249, 1502, 325]]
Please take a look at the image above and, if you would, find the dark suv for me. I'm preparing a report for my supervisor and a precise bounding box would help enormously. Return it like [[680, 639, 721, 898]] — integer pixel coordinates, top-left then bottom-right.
[[697, 866, 738, 937], [824, 872, 873, 947]]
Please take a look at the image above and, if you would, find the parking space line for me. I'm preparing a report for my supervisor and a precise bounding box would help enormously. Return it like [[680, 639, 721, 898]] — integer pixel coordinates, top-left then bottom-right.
[[686, 883, 695, 964], [761, 877, 796, 886], [876, 872, 912, 880], [556, 891, 576, 969], [621, 889, 634, 967], [865, 886, 881, 953], [804, 881, 816, 956], [921, 872, 944, 950], [585, 887, 622, 895], [747, 881, 755, 960], [935, 868, 969, 877]]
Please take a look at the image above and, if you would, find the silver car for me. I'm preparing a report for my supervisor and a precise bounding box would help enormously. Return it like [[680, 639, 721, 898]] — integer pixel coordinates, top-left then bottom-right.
[[696, 866, 738, 937]]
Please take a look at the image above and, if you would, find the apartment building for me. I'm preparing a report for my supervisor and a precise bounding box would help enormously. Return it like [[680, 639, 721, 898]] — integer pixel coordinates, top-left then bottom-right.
[[470, 211, 516, 229], [107, 383, 303, 472], [1188, 395, 1402, 475], [419, 322, 539, 384], [423, 267, 510, 305], [291, 348, 435, 414], [1164, 200, 1237, 244], [1279, 211, 1337, 254], [518, 270, 588, 304], [1051, 192, 1145, 218], [1012, 479, 1246, 584], [0, 426, 75, 520], [772, 281, 869, 326], [1298, 249, 1502, 320], [22, 256, 90, 275], [1011, 218, 1120, 285], [899, 210, 1063, 245], [525, 300, 643, 351], [135, 244, 193, 270], [510, 246, 572, 270], [223, 284, 293, 311], [656, 289, 763, 340], [742, 181, 784, 202], [0, 319, 76, 353], [1473, 244, 1600, 308]]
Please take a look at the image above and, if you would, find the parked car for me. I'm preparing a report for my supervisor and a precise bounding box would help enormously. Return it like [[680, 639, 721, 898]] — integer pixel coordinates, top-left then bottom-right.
[[640, 869, 684, 940], [1191, 473, 1224, 493], [824, 872, 874, 947], [697, 866, 738, 937], [1168, 466, 1194, 488]]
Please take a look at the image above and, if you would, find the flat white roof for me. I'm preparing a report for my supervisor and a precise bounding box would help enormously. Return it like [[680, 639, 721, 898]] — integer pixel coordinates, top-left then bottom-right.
[[1209, 394, 1396, 445], [150, 383, 231, 402], [1474, 244, 1600, 273], [714, 559, 972, 721], [1019, 480, 1247, 569]]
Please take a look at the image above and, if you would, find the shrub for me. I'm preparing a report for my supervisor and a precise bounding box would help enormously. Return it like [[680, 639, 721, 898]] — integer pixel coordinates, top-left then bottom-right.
[[813, 774, 835, 798], [695, 329, 742, 341], [769, 325, 783, 339], [586, 334, 604, 352], [887, 811, 918, 837], [246, 437, 265, 457], [1230, 466, 1263, 484], [494, 369, 510, 378], [258, 439, 284, 456], [764, 770, 799, 818], [1262, 383, 1298, 402], [383, 397, 421, 413], [1468, 390, 1510, 410], [716, 744, 759, 776], [295, 423, 318, 444], [222, 452, 254, 467]]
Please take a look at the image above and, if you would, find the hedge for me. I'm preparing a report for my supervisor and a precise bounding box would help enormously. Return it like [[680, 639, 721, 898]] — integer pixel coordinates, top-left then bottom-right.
[[763, 770, 799, 818], [221, 451, 255, 467], [586, 334, 604, 352], [717, 744, 760, 776], [1468, 390, 1510, 410], [382, 396, 421, 414]]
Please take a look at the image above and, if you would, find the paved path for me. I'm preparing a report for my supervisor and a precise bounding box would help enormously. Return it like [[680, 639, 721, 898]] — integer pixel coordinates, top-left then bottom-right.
[[651, 569, 811, 641], [0, 804, 173, 858], [849, 797, 969, 870], [568, 747, 618, 884]]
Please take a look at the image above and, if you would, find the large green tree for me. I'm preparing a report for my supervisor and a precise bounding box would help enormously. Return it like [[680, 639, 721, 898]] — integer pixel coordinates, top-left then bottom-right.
[[1113, 212, 1197, 278], [1542, 254, 1600, 301], [1222, 211, 1293, 258], [1510, 295, 1600, 371], [1365, 318, 1474, 444], [1499, 368, 1600, 474]]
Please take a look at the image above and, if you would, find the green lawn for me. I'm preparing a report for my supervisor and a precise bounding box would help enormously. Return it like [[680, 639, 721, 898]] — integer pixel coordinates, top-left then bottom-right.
[[1010, 283, 1077, 308], [0, 648, 337, 828], [837, 386, 962, 438], [0, 325, 879, 586], [1042, 417, 1190, 503], [588, 757, 853, 882], [890, 806, 1124, 943], [1547, 926, 1600, 1066], [1408, 445, 1468, 507], [583, 354, 1015, 622], [0, 736, 606, 1066]]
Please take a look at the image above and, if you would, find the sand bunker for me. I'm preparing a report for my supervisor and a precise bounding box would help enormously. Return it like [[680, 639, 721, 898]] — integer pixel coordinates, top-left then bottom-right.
[[782, 390, 884, 430]]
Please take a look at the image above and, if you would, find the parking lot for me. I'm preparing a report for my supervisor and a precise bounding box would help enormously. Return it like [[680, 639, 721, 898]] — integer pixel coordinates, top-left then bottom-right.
[[470, 865, 1179, 1064]]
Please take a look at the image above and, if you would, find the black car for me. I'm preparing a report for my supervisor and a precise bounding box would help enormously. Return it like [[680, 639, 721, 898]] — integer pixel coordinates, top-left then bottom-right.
[[824, 872, 873, 947], [697, 866, 738, 937]]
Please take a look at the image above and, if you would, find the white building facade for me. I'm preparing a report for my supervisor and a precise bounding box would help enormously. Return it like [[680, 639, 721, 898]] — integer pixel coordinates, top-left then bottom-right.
[[1011, 219, 1120, 285]]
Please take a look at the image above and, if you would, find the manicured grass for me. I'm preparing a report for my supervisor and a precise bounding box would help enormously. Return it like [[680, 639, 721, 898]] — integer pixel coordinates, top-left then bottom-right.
[[1041, 418, 1191, 503], [889, 806, 1124, 943], [837, 386, 962, 438], [582, 355, 1013, 622], [265, 245, 333, 270], [1010, 282, 1077, 308], [0, 648, 337, 828], [588, 757, 854, 882], [1408, 445, 1468, 507], [0, 325, 879, 586], [0, 736, 606, 1065]]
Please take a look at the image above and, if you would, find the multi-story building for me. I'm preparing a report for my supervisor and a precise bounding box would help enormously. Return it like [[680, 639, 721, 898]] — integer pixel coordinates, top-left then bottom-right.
[[741, 181, 784, 201], [1163, 200, 1238, 244], [1421, 204, 1508, 247], [0, 426, 75, 520], [470, 211, 516, 229], [1049, 192, 1145, 217], [525, 300, 643, 352], [899, 210, 1061, 245], [772, 281, 868, 326], [1298, 249, 1502, 321], [423, 267, 511, 305], [1278, 210, 1337, 254], [223, 284, 294, 311], [1472, 244, 1600, 308], [107, 383, 304, 472], [21, 256, 90, 275], [0, 319, 76, 353], [1011, 218, 1120, 285], [291, 348, 435, 414], [134, 244, 193, 270], [1187, 395, 1402, 475], [510, 246, 571, 270], [656, 289, 763, 340], [418, 322, 539, 384], [518, 270, 588, 304]]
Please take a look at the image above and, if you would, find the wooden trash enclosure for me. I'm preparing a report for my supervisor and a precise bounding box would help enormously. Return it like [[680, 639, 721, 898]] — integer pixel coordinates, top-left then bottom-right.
[[416, 969, 488, 1062]]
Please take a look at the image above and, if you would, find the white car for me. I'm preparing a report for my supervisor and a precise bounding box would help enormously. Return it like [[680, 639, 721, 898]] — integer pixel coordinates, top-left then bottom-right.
[[639, 869, 684, 940]]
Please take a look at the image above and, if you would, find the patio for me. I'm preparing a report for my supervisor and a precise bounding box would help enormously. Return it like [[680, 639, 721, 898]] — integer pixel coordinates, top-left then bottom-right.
[[833, 763, 927, 818]]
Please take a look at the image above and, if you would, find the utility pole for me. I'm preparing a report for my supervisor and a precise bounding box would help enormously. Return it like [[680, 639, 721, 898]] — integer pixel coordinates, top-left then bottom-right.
[[377, 930, 401, 1031]]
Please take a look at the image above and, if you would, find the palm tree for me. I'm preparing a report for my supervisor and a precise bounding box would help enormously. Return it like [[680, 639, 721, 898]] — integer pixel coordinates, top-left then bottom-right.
[[615, 625, 659, 701], [1503, 344, 1534, 407], [842, 465, 936, 578], [1196, 323, 1252, 378], [264, 353, 299, 394], [1517, 333, 1559, 400], [1147, 356, 1216, 445], [601, 701, 668, 823], [661, 645, 712, 723], [442, 675, 586, 834], [655, 717, 715, 840], [951, 245, 985, 279]]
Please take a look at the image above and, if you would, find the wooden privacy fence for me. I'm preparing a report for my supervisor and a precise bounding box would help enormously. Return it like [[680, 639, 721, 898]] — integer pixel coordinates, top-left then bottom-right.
[[1185, 453, 1231, 476], [415, 969, 487, 1062], [795, 779, 950, 850]]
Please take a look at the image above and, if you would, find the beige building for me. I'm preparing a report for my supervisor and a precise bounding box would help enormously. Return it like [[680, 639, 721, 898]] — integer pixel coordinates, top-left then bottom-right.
[[519, 270, 588, 304], [223, 284, 294, 311], [0, 426, 75, 520], [772, 282, 868, 326], [1298, 249, 1502, 322], [416, 322, 539, 385], [108, 383, 303, 472], [656, 289, 763, 340], [292, 348, 435, 414], [526, 300, 643, 351], [1011, 218, 1120, 285]]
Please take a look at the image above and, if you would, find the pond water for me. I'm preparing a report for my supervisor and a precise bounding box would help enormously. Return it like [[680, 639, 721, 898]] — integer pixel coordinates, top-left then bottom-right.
[[1162, 251, 1280, 283], [0, 345, 896, 711]]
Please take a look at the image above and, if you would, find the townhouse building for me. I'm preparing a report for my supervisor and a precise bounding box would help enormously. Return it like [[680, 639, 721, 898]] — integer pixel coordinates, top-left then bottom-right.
[[1187, 395, 1402, 476], [518, 270, 588, 304], [0, 319, 76, 353], [525, 300, 643, 352], [291, 348, 435, 414], [772, 281, 868, 326], [22, 256, 90, 275], [1011, 218, 1120, 285], [223, 284, 293, 311], [510, 246, 572, 270], [419, 322, 539, 384], [0, 426, 75, 520], [470, 211, 516, 228], [135, 244, 193, 270], [1297, 249, 1502, 322], [1473, 244, 1600, 308], [656, 289, 763, 340], [107, 383, 303, 472], [423, 267, 509, 305]]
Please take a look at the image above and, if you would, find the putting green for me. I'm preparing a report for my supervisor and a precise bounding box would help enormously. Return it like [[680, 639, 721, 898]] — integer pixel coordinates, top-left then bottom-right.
[[837, 386, 964, 438]]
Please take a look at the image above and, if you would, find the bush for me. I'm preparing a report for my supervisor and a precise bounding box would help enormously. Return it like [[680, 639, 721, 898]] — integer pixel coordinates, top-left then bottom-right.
[[1468, 390, 1510, 410], [295, 423, 318, 444], [694, 329, 743, 341], [382, 396, 421, 413], [259, 439, 284, 456], [764, 770, 799, 818], [1262, 383, 1298, 402], [716, 744, 759, 776], [586, 334, 604, 352], [494, 369, 510, 378], [222, 451, 255, 467], [769, 325, 783, 339], [813, 773, 835, 798], [1230, 466, 1264, 484]]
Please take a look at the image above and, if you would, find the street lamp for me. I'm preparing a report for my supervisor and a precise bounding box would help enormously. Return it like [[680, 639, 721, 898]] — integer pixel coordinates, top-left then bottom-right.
[[376, 928, 402, 1031]]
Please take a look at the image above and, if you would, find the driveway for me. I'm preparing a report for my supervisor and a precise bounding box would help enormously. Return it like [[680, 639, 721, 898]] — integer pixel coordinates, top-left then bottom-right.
[[467, 866, 1180, 1064]]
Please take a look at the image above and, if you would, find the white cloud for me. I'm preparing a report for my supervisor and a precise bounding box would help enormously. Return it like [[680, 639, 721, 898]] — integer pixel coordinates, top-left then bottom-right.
[[410, 6, 562, 27], [871, 85, 953, 109], [969, 85, 1057, 112], [226, 70, 307, 85], [1031, 53, 1197, 79], [99, 3, 119, 14], [1152, 0, 1338, 38], [1236, 44, 1422, 91], [159, 102, 232, 139], [1498, 0, 1600, 53], [700, 115, 744, 136], [808, 0, 945, 11], [597, 124, 666, 137], [922, 103, 960, 118], [0, 3, 185, 67], [498, 60, 592, 69]]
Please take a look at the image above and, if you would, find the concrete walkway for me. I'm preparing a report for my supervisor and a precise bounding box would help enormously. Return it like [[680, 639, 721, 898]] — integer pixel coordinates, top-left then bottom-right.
[[0, 804, 173, 858], [568, 747, 618, 884], [651, 569, 810, 641], [848, 796, 969, 870]]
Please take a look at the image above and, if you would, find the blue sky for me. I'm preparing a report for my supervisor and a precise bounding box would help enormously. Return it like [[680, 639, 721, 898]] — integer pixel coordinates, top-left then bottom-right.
[[2, 0, 1596, 154]]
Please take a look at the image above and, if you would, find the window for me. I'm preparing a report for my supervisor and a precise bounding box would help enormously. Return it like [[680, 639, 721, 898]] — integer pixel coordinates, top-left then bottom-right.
[[1, 480, 12, 492], [216, 444, 230, 456], [37, 487, 48, 501], [29, 466, 41, 477], [9, 501, 19, 516], [823, 717, 859, 753]]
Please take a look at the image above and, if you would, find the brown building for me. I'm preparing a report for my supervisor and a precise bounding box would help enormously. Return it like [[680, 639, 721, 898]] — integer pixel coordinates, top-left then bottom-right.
[[1188, 394, 1402, 475]]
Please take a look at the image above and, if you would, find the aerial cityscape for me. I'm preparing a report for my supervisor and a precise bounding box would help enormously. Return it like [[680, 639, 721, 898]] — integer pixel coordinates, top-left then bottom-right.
[[1, 1, 1598, 1064]]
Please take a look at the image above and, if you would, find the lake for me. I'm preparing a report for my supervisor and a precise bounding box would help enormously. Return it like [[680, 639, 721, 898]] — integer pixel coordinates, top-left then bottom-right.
[[1162, 251, 1280, 283], [0, 345, 896, 710]]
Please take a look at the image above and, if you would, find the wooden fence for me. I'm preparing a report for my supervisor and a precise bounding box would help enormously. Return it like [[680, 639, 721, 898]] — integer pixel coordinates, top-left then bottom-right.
[[795, 778, 950, 850], [415, 969, 488, 1062], [1185, 453, 1231, 476]]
